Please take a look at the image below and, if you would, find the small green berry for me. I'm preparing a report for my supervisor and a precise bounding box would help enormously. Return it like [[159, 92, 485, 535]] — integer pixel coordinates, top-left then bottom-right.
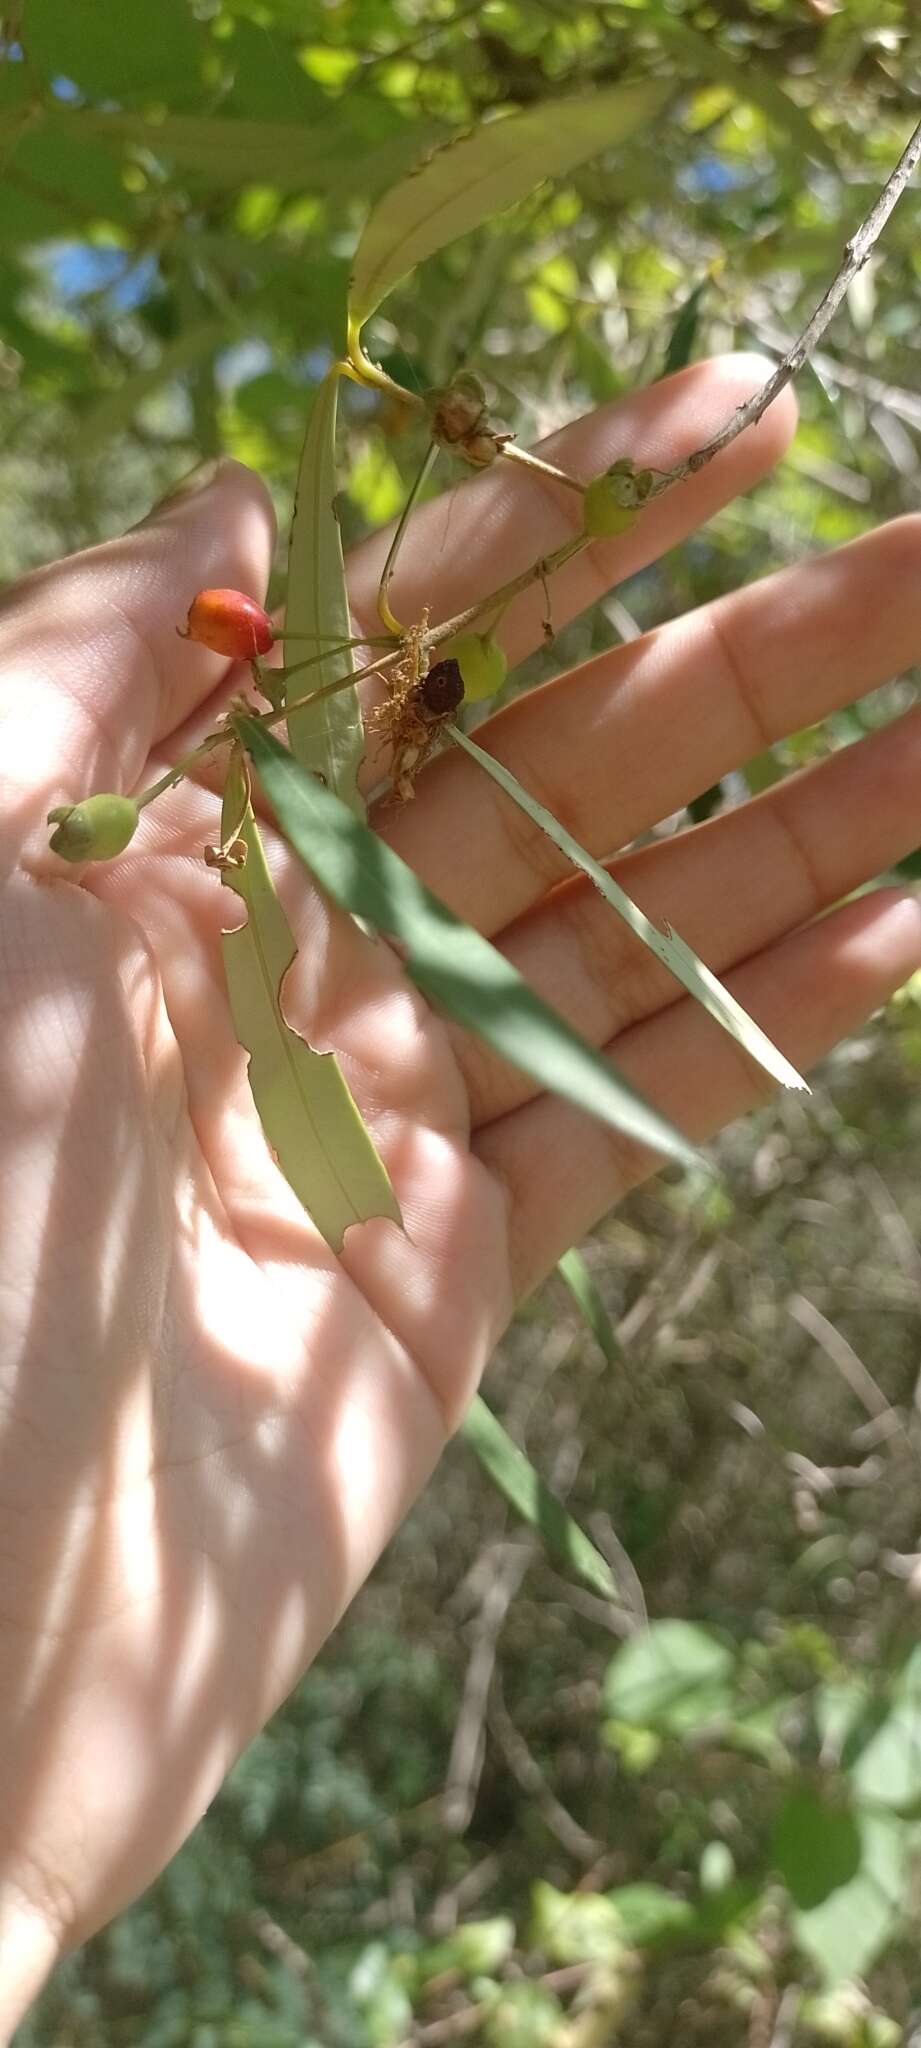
[[441, 632, 508, 702], [582, 473, 641, 539], [47, 793, 140, 864]]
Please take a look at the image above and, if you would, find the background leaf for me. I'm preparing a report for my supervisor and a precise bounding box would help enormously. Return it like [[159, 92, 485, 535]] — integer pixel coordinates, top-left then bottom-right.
[[284, 370, 365, 814], [348, 79, 669, 327], [237, 719, 699, 1175], [784, 1810, 909, 1988], [603, 1621, 735, 1733], [23, 0, 205, 104], [772, 1789, 862, 1910], [220, 763, 400, 1250]]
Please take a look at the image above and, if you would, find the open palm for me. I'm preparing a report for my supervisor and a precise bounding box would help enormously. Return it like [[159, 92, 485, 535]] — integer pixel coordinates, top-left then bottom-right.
[[2, 355, 920, 2026]]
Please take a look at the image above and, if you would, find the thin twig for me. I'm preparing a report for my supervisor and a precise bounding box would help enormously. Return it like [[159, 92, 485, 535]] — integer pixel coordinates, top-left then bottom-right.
[[488, 1677, 603, 1863], [442, 1540, 534, 1834], [788, 1292, 910, 1452], [653, 117, 921, 493]]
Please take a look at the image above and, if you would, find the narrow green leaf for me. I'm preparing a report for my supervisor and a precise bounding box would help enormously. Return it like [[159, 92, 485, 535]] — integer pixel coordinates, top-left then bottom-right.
[[557, 1247, 621, 1367], [461, 1396, 618, 1602], [663, 278, 708, 377], [219, 762, 400, 1251], [237, 719, 700, 1175], [449, 727, 808, 1096], [285, 371, 364, 816], [348, 80, 669, 329], [74, 108, 440, 199]]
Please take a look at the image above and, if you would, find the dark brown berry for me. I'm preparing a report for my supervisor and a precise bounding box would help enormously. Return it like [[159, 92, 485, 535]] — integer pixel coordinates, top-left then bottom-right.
[[416, 657, 465, 721]]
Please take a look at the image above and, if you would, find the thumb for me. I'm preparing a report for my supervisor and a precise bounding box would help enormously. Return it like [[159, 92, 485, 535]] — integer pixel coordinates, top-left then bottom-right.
[[0, 458, 275, 868]]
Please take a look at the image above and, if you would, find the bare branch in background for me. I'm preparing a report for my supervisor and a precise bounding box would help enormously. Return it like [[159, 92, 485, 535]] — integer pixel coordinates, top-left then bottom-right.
[[655, 117, 921, 493]]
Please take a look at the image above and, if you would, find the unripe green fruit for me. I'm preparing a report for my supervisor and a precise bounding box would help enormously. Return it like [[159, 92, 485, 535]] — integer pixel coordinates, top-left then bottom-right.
[[47, 793, 140, 863], [441, 632, 507, 702], [582, 474, 641, 539]]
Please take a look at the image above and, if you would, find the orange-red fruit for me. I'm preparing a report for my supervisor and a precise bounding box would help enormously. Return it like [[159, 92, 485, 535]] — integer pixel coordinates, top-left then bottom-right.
[[181, 588, 274, 658]]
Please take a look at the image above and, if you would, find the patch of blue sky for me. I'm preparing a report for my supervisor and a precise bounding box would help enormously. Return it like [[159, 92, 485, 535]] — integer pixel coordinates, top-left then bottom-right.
[[39, 244, 159, 308], [679, 154, 753, 197], [216, 338, 274, 391]]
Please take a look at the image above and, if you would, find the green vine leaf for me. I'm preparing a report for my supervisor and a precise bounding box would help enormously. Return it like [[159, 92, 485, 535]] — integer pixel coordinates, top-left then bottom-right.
[[219, 755, 400, 1251], [348, 79, 669, 333], [285, 369, 365, 815], [460, 1395, 619, 1602], [236, 718, 699, 1176], [449, 727, 807, 1096]]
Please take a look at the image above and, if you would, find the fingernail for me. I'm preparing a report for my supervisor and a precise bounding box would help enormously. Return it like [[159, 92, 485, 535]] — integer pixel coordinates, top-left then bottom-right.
[[142, 458, 223, 519]]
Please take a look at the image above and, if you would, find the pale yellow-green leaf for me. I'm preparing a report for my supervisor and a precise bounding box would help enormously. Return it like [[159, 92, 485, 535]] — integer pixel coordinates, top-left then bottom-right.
[[220, 763, 400, 1250], [449, 728, 808, 1096], [348, 80, 669, 330], [73, 107, 442, 198], [285, 370, 364, 815]]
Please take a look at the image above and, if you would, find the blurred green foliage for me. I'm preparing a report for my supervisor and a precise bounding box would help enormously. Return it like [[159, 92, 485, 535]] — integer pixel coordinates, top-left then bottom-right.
[[6, 0, 921, 2040]]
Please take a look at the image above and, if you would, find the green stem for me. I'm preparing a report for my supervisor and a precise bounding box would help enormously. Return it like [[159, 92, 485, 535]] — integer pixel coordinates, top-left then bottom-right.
[[377, 440, 440, 634], [135, 731, 226, 810], [341, 333, 424, 411], [502, 442, 584, 494]]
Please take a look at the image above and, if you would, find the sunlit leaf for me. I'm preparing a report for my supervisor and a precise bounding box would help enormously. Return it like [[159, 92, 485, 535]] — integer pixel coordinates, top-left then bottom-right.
[[285, 370, 364, 815], [219, 757, 400, 1251], [557, 1247, 621, 1367], [603, 1621, 735, 1732], [450, 728, 807, 1095], [851, 1648, 921, 1811], [780, 1806, 908, 1987], [531, 1882, 630, 1966], [237, 719, 700, 1175], [460, 1394, 618, 1602], [348, 80, 669, 329]]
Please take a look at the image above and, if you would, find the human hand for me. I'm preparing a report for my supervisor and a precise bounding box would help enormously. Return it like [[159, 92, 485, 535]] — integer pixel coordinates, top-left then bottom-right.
[[2, 355, 920, 2031]]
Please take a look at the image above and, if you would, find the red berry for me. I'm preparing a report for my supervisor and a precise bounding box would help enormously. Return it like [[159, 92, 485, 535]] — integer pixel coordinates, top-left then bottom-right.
[[180, 588, 274, 658]]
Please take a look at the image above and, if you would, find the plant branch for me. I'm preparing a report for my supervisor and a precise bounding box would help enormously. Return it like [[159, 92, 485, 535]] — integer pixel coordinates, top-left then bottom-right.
[[429, 533, 587, 648], [653, 115, 921, 493]]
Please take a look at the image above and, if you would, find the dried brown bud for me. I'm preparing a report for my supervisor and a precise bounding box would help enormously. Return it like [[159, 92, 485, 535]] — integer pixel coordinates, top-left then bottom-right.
[[425, 372, 488, 445]]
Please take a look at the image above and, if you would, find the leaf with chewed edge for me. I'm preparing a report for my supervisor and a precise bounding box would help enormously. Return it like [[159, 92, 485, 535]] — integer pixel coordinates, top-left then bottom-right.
[[219, 753, 400, 1250]]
